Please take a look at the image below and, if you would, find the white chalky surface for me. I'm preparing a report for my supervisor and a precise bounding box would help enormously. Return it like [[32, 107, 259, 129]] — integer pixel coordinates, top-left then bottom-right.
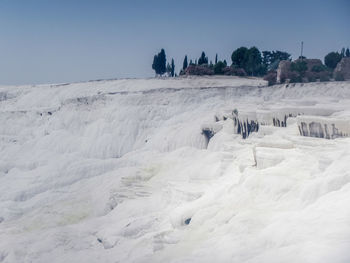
[[0, 77, 350, 263]]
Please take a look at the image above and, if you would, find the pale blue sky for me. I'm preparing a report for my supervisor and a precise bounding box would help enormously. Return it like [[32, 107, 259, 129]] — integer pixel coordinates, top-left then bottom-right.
[[0, 0, 349, 84]]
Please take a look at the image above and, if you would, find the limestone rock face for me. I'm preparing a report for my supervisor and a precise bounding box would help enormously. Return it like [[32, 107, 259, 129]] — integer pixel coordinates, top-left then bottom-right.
[[334, 57, 350, 80]]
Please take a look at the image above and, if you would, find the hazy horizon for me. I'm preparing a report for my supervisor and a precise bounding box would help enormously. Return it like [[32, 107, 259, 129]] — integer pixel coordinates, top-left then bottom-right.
[[0, 0, 349, 85]]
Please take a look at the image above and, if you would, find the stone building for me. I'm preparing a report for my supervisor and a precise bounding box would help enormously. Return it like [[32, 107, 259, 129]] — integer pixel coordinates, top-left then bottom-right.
[[276, 60, 291, 83], [276, 59, 324, 83], [334, 57, 350, 80]]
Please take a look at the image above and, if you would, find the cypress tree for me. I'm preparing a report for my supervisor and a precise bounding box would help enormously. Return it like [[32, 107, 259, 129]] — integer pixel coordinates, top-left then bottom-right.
[[152, 49, 167, 75], [346, 48, 350, 57], [215, 54, 218, 64], [341, 48, 345, 58], [171, 58, 175, 77], [159, 49, 166, 75], [152, 55, 158, 75], [166, 62, 172, 76], [183, 55, 188, 70], [198, 51, 208, 65]]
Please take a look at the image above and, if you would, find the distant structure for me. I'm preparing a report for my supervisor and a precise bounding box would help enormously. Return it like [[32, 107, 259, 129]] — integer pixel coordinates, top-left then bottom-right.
[[301, 58, 323, 71], [334, 57, 350, 80], [276, 60, 291, 83], [276, 58, 323, 83]]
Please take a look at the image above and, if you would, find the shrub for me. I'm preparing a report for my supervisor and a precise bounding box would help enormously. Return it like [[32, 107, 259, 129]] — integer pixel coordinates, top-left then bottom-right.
[[291, 61, 307, 75], [263, 71, 277, 86], [311, 64, 327, 72], [222, 66, 247, 76], [289, 72, 302, 83], [233, 67, 247, 76], [319, 71, 330, 82], [305, 71, 316, 82], [185, 65, 214, 75], [334, 72, 345, 81], [279, 72, 287, 83], [214, 61, 226, 75]]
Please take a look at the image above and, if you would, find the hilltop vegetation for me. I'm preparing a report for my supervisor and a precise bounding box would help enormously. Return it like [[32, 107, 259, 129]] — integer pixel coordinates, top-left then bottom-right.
[[152, 47, 350, 85]]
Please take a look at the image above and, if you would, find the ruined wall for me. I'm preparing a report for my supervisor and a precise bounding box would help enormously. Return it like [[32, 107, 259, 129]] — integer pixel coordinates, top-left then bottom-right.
[[277, 60, 292, 83], [334, 57, 350, 80], [276, 59, 324, 83]]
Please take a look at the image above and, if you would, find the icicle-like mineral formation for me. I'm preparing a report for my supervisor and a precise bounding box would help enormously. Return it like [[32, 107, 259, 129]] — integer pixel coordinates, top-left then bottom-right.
[[297, 116, 350, 139]]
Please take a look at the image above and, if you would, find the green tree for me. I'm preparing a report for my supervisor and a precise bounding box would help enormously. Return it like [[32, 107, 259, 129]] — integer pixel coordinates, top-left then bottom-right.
[[152, 55, 158, 74], [231, 47, 249, 68], [262, 51, 271, 67], [346, 48, 350, 57], [171, 58, 175, 77], [341, 48, 345, 58], [324, 52, 342, 69], [198, 52, 208, 65], [152, 49, 166, 75], [183, 56, 188, 70], [231, 46, 265, 76], [291, 60, 307, 81], [215, 54, 218, 64], [274, 51, 291, 62], [246, 47, 262, 76], [262, 50, 291, 70], [166, 62, 172, 76]]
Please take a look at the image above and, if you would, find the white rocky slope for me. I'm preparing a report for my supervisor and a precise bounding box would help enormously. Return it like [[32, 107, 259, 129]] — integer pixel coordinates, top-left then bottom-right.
[[0, 77, 350, 263]]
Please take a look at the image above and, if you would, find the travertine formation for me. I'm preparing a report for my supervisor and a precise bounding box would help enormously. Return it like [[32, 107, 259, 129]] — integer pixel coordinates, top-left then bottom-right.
[[207, 106, 349, 140], [297, 116, 350, 139]]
